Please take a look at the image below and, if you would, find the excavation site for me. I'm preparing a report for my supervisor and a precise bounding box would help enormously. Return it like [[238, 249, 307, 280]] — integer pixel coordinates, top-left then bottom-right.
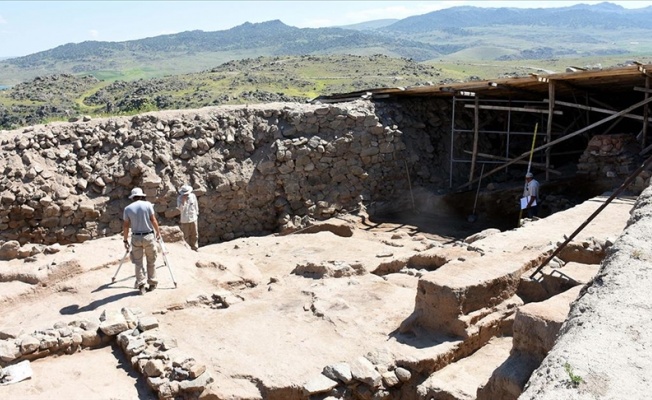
[[1, 65, 652, 400]]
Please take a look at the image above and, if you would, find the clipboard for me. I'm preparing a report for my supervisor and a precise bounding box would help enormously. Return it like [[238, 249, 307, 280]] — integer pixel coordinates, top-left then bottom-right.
[[520, 196, 537, 209]]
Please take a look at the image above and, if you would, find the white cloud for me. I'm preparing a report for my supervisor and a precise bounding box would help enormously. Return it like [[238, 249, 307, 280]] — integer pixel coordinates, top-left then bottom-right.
[[343, 3, 452, 22], [89, 29, 99, 38], [0, 14, 7, 24]]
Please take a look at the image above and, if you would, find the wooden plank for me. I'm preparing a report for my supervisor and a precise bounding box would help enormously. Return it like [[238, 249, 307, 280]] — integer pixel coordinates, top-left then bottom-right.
[[469, 96, 480, 183], [463, 150, 561, 175], [464, 104, 563, 115], [634, 86, 652, 94]]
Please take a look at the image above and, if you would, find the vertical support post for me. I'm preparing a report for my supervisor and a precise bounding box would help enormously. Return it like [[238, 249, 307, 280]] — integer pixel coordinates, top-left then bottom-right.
[[506, 99, 512, 174], [449, 97, 457, 188], [546, 81, 555, 182], [643, 76, 650, 149], [469, 95, 480, 183]]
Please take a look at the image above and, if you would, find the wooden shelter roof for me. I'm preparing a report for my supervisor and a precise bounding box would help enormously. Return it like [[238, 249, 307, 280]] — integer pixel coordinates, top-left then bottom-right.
[[312, 63, 652, 103]]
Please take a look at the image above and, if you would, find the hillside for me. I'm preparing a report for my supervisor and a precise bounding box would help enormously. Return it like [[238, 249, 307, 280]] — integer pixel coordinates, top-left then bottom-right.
[[1, 52, 647, 131], [1, 3, 652, 86], [0, 54, 448, 129]]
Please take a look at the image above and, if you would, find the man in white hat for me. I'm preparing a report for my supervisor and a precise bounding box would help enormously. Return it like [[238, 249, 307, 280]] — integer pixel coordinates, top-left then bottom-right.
[[177, 184, 199, 251], [523, 172, 540, 218], [123, 187, 162, 295]]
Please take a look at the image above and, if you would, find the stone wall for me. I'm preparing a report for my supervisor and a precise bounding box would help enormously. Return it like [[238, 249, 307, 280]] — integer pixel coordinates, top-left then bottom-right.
[[0, 307, 213, 399], [577, 133, 641, 177], [0, 99, 464, 249]]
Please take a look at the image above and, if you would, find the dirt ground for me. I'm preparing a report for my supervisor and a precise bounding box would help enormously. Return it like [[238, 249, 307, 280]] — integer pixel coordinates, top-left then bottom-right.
[[0, 194, 635, 400], [0, 207, 484, 399]]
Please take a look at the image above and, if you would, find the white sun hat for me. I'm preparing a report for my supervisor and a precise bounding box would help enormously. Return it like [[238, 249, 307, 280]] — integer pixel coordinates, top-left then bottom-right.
[[129, 187, 146, 199], [179, 185, 193, 195]]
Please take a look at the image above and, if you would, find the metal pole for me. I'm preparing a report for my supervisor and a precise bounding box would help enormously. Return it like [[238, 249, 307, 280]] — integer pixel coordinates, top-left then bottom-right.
[[112, 249, 130, 283], [158, 237, 178, 288], [530, 153, 652, 279]]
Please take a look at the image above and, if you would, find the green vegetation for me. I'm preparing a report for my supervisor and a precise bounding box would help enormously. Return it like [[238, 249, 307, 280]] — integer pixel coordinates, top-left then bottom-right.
[[0, 52, 648, 131], [563, 362, 584, 387], [0, 54, 446, 129]]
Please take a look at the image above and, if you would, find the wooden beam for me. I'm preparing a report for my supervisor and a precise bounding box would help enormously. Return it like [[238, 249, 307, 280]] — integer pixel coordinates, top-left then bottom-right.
[[464, 104, 563, 115], [469, 96, 480, 183], [456, 95, 652, 191], [634, 86, 652, 94], [547, 99, 652, 122], [546, 82, 555, 181], [463, 150, 561, 175]]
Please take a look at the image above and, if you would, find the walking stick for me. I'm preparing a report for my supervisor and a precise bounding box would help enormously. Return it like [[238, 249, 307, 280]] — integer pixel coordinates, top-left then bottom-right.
[[158, 237, 178, 288], [112, 248, 130, 283]]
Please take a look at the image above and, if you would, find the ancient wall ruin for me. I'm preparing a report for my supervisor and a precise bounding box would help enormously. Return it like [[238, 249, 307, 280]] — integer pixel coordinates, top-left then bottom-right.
[[0, 98, 481, 253]]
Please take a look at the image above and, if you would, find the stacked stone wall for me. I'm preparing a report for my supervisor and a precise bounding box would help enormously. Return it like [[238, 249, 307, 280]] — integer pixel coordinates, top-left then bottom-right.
[[0, 99, 461, 249]]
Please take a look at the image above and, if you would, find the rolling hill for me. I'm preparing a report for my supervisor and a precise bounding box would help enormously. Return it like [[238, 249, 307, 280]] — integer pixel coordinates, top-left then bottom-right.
[[1, 2, 651, 87]]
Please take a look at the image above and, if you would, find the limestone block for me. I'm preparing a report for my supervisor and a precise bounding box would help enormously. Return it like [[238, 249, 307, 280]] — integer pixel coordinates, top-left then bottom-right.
[[40, 335, 59, 350], [144, 359, 166, 377], [19, 335, 40, 355], [125, 337, 147, 358], [178, 371, 214, 393], [99, 314, 129, 336], [158, 381, 181, 399], [81, 329, 101, 347], [138, 316, 159, 331], [394, 367, 411, 383], [0, 326, 25, 340], [57, 336, 73, 349], [381, 371, 400, 388], [0, 339, 20, 363], [71, 333, 83, 346], [350, 356, 382, 387], [303, 374, 339, 395], [187, 362, 207, 379], [146, 376, 168, 391], [323, 362, 353, 384], [0, 240, 20, 260], [121, 308, 138, 329]]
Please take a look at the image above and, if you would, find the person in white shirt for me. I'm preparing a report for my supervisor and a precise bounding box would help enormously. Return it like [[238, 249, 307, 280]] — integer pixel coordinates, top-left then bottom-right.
[[177, 184, 199, 250], [523, 172, 540, 218]]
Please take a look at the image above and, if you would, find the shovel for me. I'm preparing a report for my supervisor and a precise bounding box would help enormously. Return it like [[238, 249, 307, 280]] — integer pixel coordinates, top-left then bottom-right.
[[467, 164, 485, 223]]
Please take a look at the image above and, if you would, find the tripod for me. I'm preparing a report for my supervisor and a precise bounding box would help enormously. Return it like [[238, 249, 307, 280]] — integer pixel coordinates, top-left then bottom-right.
[[111, 237, 178, 288]]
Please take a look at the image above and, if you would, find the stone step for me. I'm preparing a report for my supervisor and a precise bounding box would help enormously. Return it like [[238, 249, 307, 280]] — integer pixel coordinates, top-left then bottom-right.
[[477, 285, 582, 400], [401, 195, 631, 338], [416, 336, 512, 400]]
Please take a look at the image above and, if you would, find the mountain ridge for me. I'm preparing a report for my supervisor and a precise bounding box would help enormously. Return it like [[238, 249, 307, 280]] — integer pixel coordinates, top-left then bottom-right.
[[1, 2, 651, 86]]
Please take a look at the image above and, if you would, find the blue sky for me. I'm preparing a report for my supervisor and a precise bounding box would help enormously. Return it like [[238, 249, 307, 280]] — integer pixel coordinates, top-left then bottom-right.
[[1, 1, 652, 57]]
